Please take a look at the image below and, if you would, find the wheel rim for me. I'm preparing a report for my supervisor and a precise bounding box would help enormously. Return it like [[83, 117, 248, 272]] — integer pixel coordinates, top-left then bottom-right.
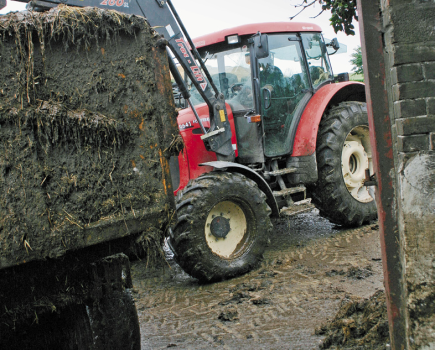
[[341, 125, 374, 203], [205, 201, 248, 258]]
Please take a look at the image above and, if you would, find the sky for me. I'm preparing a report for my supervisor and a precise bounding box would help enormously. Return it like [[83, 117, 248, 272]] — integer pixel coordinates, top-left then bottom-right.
[[1, 0, 361, 73]]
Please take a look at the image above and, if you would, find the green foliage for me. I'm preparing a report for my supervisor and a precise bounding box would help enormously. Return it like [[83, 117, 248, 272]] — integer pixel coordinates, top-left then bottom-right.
[[350, 46, 363, 74], [321, 0, 358, 35], [294, 1, 358, 35]]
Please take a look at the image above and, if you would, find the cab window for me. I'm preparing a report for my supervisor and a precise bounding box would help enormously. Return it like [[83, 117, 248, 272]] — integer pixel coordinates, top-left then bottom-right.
[[301, 33, 333, 89]]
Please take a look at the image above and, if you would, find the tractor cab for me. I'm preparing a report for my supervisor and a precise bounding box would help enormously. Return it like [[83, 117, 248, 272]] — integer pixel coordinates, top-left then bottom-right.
[[187, 23, 337, 163]]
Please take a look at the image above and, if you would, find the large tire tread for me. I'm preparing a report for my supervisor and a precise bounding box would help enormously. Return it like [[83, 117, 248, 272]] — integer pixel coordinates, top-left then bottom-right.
[[311, 101, 377, 227], [170, 172, 272, 282]]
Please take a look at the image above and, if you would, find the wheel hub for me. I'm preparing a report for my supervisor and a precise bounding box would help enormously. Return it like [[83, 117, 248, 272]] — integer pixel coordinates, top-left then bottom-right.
[[341, 126, 373, 203], [210, 216, 231, 239], [342, 140, 368, 188], [205, 201, 247, 258]]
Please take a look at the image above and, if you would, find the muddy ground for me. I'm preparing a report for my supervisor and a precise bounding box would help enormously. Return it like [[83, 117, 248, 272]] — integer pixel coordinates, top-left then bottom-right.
[[131, 209, 388, 350]]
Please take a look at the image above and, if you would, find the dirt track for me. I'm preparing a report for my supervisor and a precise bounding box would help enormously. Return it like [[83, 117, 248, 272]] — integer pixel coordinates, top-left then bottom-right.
[[131, 210, 385, 349]]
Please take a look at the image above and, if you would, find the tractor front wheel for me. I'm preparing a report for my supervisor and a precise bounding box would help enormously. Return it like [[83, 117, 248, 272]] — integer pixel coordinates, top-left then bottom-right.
[[311, 101, 377, 227], [170, 172, 272, 282]]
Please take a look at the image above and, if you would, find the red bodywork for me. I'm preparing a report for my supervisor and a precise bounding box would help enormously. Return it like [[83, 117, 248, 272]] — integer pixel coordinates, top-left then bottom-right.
[[173, 22, 364, 195], [174, 103, 238, 194]]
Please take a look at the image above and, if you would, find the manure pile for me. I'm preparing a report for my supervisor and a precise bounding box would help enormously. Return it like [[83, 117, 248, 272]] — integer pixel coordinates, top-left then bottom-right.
[[316, 290, 389, 349], [0, 6, 178, 268]]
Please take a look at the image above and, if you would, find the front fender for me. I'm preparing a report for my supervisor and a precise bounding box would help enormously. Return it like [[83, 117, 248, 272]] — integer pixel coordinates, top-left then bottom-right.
[[291, 82, 366, 157], [201, 161, 280, 217]]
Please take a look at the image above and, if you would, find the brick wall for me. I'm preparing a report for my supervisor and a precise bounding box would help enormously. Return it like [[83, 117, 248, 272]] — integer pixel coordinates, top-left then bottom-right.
[[381, 1, 435, 348]]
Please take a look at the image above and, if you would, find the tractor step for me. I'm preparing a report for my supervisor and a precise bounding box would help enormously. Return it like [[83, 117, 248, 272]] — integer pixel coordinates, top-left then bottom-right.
[[273, 185, 306, 198], [264, 167, 297, 177], [280, 199, 315, 216]]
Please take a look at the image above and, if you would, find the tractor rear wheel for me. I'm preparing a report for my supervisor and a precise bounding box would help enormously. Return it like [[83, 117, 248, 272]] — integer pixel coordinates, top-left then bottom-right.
[[311, 101, 377, 227], [170, 172, 272, 282]]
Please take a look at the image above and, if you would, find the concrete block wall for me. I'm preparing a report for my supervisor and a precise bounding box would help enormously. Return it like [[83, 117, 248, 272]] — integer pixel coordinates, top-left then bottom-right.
[[381, 1, 435, 348]]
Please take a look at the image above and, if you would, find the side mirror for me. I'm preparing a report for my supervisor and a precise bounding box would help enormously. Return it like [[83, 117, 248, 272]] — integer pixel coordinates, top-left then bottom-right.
[[0, 0, 7, 10], [329, 38, 340, 51], [253, 32, 269, 59]]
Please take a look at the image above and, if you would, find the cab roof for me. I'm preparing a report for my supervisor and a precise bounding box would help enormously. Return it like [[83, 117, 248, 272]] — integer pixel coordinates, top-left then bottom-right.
[[193, 22, 322, 49]]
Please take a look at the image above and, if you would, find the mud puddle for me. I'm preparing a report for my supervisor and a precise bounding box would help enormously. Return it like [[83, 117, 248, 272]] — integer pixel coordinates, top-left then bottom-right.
[[131, 210, 385, 349]]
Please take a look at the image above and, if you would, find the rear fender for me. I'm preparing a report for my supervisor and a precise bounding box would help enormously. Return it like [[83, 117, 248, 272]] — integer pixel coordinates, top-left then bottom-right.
[[291, 82, 366, 157], [201, 161, 280, 217]]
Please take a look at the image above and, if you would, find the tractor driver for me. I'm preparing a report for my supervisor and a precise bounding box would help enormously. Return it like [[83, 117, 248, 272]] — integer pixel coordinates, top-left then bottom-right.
[[259, 57, 285, 93], [246, 53, 286, 94], [230, 53, 285, 110]]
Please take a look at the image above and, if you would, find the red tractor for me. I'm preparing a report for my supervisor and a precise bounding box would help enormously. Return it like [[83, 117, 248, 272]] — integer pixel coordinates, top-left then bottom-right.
[[168, 22, 376, 282]]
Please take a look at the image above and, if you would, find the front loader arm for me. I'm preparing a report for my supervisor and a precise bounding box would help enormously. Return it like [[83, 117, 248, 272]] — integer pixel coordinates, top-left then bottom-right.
[[15, 0, 235, 160]]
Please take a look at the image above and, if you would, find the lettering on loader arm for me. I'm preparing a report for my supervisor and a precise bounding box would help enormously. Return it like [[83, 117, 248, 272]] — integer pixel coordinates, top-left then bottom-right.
[[175, 38, 208, 91]]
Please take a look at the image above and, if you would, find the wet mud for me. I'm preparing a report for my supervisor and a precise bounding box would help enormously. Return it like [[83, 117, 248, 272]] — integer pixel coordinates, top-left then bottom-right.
[[131, 210, 386, 349]]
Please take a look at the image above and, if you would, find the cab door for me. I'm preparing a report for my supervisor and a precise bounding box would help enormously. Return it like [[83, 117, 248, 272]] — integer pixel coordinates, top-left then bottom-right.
[[258, 34, 312, 157]]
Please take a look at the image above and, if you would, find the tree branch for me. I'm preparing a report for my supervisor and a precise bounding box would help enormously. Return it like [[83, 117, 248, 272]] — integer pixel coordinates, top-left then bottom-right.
[[289, 0, 358, 35], [289, 0, 316, 20]]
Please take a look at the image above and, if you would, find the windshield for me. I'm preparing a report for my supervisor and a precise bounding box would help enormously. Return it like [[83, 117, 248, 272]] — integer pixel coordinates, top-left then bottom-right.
[[301, 33, 333, 88], [189, 46, 254, 111]]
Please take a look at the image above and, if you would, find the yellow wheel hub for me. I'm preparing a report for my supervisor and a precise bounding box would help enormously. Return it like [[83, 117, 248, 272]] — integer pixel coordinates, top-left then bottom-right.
[[205, 201, 247, 258]]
